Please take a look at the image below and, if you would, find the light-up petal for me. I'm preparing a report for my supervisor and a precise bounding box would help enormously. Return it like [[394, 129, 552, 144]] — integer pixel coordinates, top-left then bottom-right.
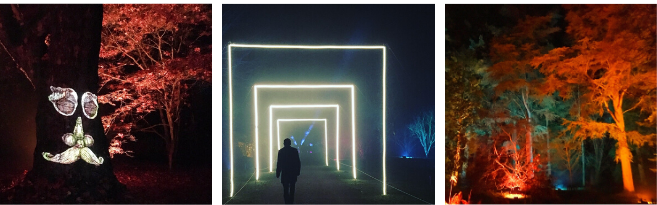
[[48, 86, 77, 116], [44, 116, 103, 166], [81, 92, 98, 119], [62, 133, 75, 146], [42, 147, 81, 164], [83, 134, 94, 147]]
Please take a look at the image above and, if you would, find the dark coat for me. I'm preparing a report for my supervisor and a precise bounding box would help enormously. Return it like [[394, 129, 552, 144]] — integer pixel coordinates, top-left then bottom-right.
[[276, 146, 300, 183]]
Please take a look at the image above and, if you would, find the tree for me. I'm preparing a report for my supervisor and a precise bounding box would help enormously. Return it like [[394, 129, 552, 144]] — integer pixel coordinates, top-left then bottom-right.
[[587, 134, 614, 186], [481, 122, 541, 192], [445, 47, 485, 185], [408, 111, 435, 158], [0, 5, 124, 203], [98, 4, 211, 170], [531, 4, 656, 192], [553, 135, 581, 186], [488, 14, 560, 164], [534, 94, 566, 177]]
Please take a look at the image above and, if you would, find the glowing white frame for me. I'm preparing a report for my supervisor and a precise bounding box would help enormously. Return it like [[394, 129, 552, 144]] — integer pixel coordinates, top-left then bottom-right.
[[256, 85, 355, 180], [276, 118, 327, 166], [270, 105, 339, 169], [228, 44, 387, 196]]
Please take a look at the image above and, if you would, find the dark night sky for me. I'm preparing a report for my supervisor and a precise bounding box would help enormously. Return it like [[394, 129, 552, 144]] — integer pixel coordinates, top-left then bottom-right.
[[446, 4, 566, 53], [222, 4, 435, 139]]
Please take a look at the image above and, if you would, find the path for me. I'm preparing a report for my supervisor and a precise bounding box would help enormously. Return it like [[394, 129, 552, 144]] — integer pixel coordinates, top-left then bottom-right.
[[224, 163, 430, 204]]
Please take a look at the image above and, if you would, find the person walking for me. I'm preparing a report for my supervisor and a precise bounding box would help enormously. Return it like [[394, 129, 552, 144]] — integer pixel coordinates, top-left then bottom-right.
[[276, 138, 301, 204]]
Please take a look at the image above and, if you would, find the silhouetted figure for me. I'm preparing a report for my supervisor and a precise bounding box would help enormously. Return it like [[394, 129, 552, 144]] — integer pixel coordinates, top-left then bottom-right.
[[276, 138, 301, 204]]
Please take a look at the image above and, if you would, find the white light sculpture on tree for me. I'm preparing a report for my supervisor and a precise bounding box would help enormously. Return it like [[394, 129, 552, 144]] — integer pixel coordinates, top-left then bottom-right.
[[228, 44, 387, 196], [48, 86, 78, 116], [81, 92, 98, 119], [43, 117, 104, 166]]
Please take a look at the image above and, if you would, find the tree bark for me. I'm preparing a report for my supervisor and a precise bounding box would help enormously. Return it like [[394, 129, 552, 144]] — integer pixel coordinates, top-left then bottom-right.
[[614, 100, 634, 192], [0, 5, 125, 203]]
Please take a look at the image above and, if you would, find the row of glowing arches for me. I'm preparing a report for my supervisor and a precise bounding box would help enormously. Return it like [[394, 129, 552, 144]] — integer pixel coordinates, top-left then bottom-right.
[[276, 118, 329, 165], [228, 44, 387, 197], [255, 85, 357, 180], [271, 105, 340, 169]]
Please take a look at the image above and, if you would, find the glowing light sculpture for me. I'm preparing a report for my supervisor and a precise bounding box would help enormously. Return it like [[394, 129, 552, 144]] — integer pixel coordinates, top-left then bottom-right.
[[48, 86, 78, 116], [256, 85, 354, 180], [270, 105, 339, 168], [228, 44, 387, 196], [43, 117, 104, 166], [81, 92, 98, 119], [277, 118, 327, 165]]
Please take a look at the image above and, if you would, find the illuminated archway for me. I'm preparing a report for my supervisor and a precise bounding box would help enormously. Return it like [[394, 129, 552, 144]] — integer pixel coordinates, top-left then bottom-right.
[[270, 105, 339, 169], [276, 118, 327, 166], [256, 85, 354, 180], [228, 44, 387, 196]]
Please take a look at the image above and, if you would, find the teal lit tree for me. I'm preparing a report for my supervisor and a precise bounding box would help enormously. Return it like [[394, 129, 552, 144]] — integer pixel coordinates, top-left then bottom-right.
[[408, 111, 435, 158]]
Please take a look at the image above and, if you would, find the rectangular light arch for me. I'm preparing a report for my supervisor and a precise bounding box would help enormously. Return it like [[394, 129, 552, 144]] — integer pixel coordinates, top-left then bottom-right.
[[228, 44, 387, 196], [270, 105, 340, 169], [276, 118, 328, 167], [256, 85, 355, 180]]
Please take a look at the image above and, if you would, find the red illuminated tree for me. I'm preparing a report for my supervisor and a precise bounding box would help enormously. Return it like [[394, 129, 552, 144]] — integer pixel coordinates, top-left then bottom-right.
[[481, 121, 541, 193], [98, 4, 211, 169], [531, 4, 656, 192], [0, 5, 124, 203]]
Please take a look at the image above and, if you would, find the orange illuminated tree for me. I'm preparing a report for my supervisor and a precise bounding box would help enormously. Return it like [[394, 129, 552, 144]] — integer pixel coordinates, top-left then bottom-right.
[[489, 14, 561, 164], [98, 4, 211, 169], [531, 5, 656, 192]]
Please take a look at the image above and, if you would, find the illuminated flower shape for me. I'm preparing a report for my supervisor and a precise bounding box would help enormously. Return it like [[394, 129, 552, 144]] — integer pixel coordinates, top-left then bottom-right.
[[43, 117, 104, 166], [81, 92, 98, 119], [48, 86, 77, 116]]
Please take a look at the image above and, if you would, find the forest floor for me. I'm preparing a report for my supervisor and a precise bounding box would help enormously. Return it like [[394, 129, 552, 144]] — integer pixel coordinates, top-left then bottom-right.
[[0, 160, 211, 203], [450, 185, 656, 204], [113, 161, 212, 203]]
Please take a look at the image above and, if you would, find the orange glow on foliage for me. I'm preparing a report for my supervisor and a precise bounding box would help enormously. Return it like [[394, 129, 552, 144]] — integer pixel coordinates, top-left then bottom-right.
[[447, 191, 470, 204], [503, 193, 525, 199]]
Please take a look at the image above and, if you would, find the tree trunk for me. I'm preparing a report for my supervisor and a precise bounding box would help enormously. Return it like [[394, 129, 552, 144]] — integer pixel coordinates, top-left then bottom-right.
[[638, 158, 646, 186], [0, 5, 124, 203], [617, 136, 634, 192], [613, 97, 634, 192], [512, 127, 517, 168], [578, 85, 585, 187], [521, 88, 533, 164], [581, 136, 585, 186], [568, 164, 573, 185], [547, 118, 551, 176], [592, 138, 605, 186], [166, 108, 176, 170], [526, 126, 532, 163], [159, 109, 173, 170]]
